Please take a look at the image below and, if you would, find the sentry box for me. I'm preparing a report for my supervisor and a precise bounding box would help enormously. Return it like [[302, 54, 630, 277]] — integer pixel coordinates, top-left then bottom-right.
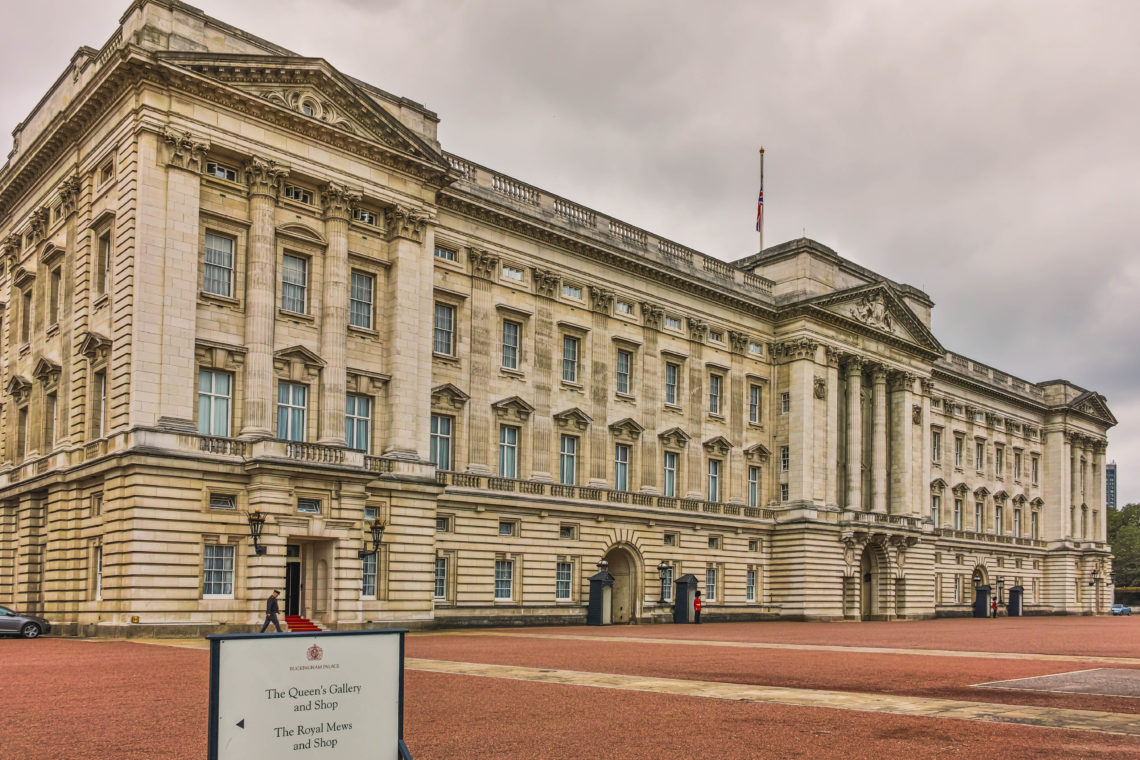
[[207, 629, 412, 760]]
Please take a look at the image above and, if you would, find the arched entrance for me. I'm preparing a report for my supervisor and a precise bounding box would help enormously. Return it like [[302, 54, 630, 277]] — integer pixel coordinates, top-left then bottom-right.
[[859, 546, 881, 620], [602, 545, 638, 623], [971, 565, 989, 604]]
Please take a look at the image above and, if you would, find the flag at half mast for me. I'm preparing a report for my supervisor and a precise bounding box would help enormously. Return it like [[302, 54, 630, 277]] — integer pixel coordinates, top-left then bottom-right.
[[755, 185, 763, 232]]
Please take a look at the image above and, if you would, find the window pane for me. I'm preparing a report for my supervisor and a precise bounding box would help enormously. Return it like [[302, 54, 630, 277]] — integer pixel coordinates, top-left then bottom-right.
[[434, 303, 455, 355], [502, 321, 520, 369], [281, 255, 307, 313], [349, 272, 374, 329], [203, 233, 234, 297], [562, 336, 578, 382]]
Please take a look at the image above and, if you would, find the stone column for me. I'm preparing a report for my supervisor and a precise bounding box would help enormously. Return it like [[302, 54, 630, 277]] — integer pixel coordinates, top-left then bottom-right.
[[1094, 441, 1107, 541], [317, 183, 359, 446], [685, 319, 708, 499], [727, 331, 748, 504], [240, 156, 288, 439], [870, 365, 888, 513], [824, 348, 841, 506], [531, 268, 560, 480], [889, 372, 915, 515], [640, 305, 665, 493], [919, 378, 934, 518], [587, 287, 614, 487], [1069, 433, 1081, 537], [778, 339, 819, 505], [845, 357, 864, 510], [465, 249, 499, 474]]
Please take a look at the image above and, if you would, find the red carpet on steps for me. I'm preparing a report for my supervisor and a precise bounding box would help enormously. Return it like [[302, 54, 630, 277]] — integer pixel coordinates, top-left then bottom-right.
[[284, 615, 322, 632]]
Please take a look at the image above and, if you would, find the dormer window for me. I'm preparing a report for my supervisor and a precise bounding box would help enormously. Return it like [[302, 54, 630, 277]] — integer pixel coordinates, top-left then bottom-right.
[[284, 185, 313, 205], [205, 162, 237, 182]]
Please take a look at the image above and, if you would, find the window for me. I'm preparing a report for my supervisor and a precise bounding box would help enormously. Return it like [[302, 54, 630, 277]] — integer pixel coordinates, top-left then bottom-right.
[[202, 545, 235, 596], [280, 254, 308, 313], [433, 303, 456, 355], [283, 185, 313, 204], [43, 392, 57, 450], [995, 447, 1004, 477], [953, 575, 961, 603], [206, 161, 237, 181], [995, 505, 1003, 535], [502, 265, 524, 282], [954, 499, 963, 530], [749, 540, 759, 552], [931, 494, 941, 527], [499, 425, 519, 478], [746, 569, 757, 602], [361, 552, 378, 597], [430, 415, 453, 470], [1031, 511, 1039, 539], [780, 446, 790, 473], [434, 245, 457, 261], [276, 382, 307, 442], [203, 233, 234, 297], [780, 392, 790, 414], [616, 349, 632, 394], [345, 394, 371, 452], [20, 288, 31, 343], [1014, 508, 1022, 537], [975, 502, 984, 532], [663, 533, 677, 547], [780, 483, 789, 502], [705, 567, 718, 602], [93, 370, 108, 438], [96, 231, 112, 296], [49, 268, 62, 325], [98, 161, 114, 186], [954, 437, 964, 468], [559, 435, 577, 485], [1014, 451, 1022, 480], [301, 103, 316, 117], [707, 459, 721, 501], [94, 546, 103, 601], [349, 271, 374, 329], [561, 283, 582, 299], [663, 451, 678, 497], [708, 536, 720, 549], [559, 525, 576, 541], [434, 556, 448, 599], [749, 384, 762, 424], [209, 494, 236, 510], [297, 498, 321, 514], [16, 407, 28, 460], [1031, 457, 1039, 485], [435, 516, 451, 532], [748, 342, 764, 356], [974, 441, 984, 472], [494, 559, 513, 600], [556, 561, 573, 601], [708, 330, 723, 343], [664, 315, 682, 330], [616, 301, 634, 315], [501, 321, 520, 370], [664, 363, 679, 406], [562, 336, 580, 382], [614, 444, 630, 491], [353, 208, 377, 226], [661, 566, 674, 602], [747, 466, 760, 507], [931, 430, 942, 463], [197, 370, 232, 436], [708, 374, 723, 415]]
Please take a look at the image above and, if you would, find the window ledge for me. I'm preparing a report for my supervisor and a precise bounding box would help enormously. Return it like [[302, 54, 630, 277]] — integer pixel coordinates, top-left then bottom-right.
[[500, 367, 525, 378], [748, 421, 764, 430], [433, 352, 460, 364], [615, 392, 636, 402], [200, 291, 241, 308], [561, 380, 584, 391], [278, 308, 315, 323], [45, 323, 60, 338], [348, 324, 379, 337], [707, 413, 726, 422], [18, 343, 31, 356], [93, 294, 109, 309]]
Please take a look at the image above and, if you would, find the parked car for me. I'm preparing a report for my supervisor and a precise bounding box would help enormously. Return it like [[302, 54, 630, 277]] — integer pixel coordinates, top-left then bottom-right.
[[1111, 603, 1133, 616], [0, 605, 51, 637]]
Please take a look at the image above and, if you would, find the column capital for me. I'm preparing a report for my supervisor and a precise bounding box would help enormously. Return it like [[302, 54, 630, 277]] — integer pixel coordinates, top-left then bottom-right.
[[384, 204, 428, 243], [27, 206, 50, 246], [320, 181, 360, 222], [688, 317, 709, 342], [532, 267, 561, 298], [244, 155, 289, 199], [844, 354, 865, 374], [870, 363, 888, 383], [728, 330, 750, 355], [469, 248, 500, 280], [824, 345, 843, 367], [772, 337, 818, 362], [889, 370, 917, 391], [589, 286, 615, 314], [640, 301, 664, 329], [919, 377, 935, 395], [58, 175, 82, 218], [162, 126, 210, 173]]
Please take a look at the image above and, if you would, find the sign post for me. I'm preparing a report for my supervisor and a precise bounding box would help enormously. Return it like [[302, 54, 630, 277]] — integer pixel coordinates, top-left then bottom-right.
[[207, 629, 411, 759]]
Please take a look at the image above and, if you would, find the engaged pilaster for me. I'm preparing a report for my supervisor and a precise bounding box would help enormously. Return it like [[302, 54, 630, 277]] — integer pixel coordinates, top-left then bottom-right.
[[317, 182, 360, 446], [870, 364, 889, 513], [845, 356, 864, 510]]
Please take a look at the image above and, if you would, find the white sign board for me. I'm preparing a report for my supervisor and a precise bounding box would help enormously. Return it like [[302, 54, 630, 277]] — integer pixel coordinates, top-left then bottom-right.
[[208, 631, 405, 759]]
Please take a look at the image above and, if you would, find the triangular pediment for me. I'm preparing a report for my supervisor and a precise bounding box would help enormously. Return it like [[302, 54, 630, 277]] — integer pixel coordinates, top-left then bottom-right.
[[491, 395, 534, 421], [553, 408, 593, 431], [1011, 494, 1027, 506], [609, 418, 645, 441], [157, 53, 450, 175], [274, 345, 325, 367], [703, 435, 734, 456], [1067, 391, 1118, 426], [658, 427, 691, 449], [808, 283, 943, 355], [744, 443, 770, 462], [992, 490, 1009, 503], [32, 357, 61, 381], [78, 331, 111, 360], [930, 478, 948, 492], [431, 383, 469, 410], [5, 375, 30, 399], [1030, 497, 1045, 507]]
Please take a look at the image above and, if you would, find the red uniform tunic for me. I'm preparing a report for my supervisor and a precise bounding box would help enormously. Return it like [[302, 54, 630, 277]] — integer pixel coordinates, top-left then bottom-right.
[[694, 597, 702, 612]]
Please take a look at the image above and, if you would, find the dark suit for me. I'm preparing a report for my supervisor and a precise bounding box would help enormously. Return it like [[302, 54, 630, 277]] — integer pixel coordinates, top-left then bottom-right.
[[260, 594, 282, 632]]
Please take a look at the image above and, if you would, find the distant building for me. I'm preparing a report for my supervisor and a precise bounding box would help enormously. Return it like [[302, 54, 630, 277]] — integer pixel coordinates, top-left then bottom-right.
[[1106, 462, 1117, 510]]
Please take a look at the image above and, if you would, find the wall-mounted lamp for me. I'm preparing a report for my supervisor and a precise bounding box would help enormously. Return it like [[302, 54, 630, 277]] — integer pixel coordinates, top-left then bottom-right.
[[247, 511, 268, 556], [358, 520, 385, 559]]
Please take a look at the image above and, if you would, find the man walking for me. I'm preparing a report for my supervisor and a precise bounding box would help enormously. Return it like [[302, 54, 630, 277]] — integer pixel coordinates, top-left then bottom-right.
[[260, 589, 282, 633]]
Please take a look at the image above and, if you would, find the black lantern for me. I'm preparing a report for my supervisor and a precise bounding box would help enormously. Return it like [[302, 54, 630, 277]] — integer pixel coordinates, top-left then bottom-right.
[[596, 559, 609, 573], [247, 511, 268, 555], [359, 520, 385, 559], [657, 561, 670, 604], [972, 573, 982, 586], [996, 576, 1005, 604]]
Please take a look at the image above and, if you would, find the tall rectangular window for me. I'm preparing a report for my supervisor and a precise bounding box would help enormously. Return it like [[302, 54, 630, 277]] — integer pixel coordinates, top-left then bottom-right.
[[995, 447, 1004, 477], [94, 546, 103, 601], [614, 444, 630, 491], [349, 271, 374, 329], [780, 392, 790, 414], [1014, 508, 1022, 537], [203, 232, 234, 297], [995, 505, 1003, 536], [1014, 452, 1022, 480], [661, 566, 674, 602], [707, 459, 721, 502], [494, 559, 513, 600], [280, 254, 308, 313], [49, 268, 62, 325], [16, 407, 28, 460], [780, 446, 790, 473], [664, 363, 679, 405], [975, 502, 984, 532], [931, 430, 942, 463], [780, 483, 789, 502], [499, 425, 519, 478], [1031, 511, 1039, 539], [361, 552, 378, 597], [559, 435, 577, 485], [931, 494, 941, 527], [501, 320, 520, 370], [93, 370, 107, 438], [43, 392, 57, 450], [434, 556, 448, 599], [954, 437, 964, 468], [197, 369, 232, 436], [974, 441, 984, 472], [345, 394, 371, 452], [747, 466, 760, 507], [556, 561, 573, 601], [276, 382, 307, 442], [616, 349, 632, 394], [749, 384, 761, 424], [705, 567, 718, 602], [1031, 457, 1039, 485], [202, 545, 235, 596], [954, 498, 963, 530], [562, 336, 579, 382], [433, 303, 456, 355], [20, 289, 31, 344], [97, 231, 111, 296], [746, 569, 757, 602], [663, 451, 678, 497], [430, 415, 453, 470], [708, 374, 722, 415]]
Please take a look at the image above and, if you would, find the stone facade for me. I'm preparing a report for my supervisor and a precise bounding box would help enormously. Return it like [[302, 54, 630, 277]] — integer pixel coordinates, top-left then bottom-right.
[[0, 1, 1117, 635]]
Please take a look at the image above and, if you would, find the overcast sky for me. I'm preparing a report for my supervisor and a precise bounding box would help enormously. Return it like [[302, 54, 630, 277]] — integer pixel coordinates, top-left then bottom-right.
[[2, 0, 1137, 504]]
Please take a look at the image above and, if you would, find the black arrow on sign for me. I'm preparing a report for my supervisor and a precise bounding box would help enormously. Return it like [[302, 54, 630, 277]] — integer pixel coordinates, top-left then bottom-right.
[[237, 719, 245, 729]]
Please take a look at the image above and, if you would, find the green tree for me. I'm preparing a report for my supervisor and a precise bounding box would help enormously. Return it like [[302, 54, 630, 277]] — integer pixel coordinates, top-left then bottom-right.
[[1108, 504, 1140, 587]]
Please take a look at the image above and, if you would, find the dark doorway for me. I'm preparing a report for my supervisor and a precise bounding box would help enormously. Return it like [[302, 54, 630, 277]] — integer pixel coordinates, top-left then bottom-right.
[[285, 550, 302, 616]]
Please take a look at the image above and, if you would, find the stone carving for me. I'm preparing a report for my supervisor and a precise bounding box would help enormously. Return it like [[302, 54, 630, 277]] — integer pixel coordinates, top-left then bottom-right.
[[920, 378, 935, 395], [532, 268, 560, 298], [250, 88, 359, 135], [320, 181, 360, 221], [5, 375, 31, 403], [58, 175, 82, 217], [553, 407, 592, 432], [384, 204, 427, 243], [640, 302, 664, 329], [728, 330, 749, 354], [609, 417, 645, 441], [702, 436, 733, 457], [27, 207, 50, 244], [772, 338, 819, 362], [243, 155, 289, 198], [687, 318, 708, 341], [162, 126, 210, 172], [813, 376, 826, 399], [912, 404, 922, 425], [32, 357, 62, 385], [889, 535, 919, 570], [491, 395, 535, 421], [824, 346, 843, 366], [850, 292, 893, 333], [658, 427, 691, 449], [431, 383, 470, 411], [468, 248, 500, 280], [589, 286, 615, 314]]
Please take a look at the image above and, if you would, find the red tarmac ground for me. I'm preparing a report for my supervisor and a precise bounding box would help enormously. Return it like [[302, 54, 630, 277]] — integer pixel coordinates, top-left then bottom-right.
[[4, 617, 1140, 759]]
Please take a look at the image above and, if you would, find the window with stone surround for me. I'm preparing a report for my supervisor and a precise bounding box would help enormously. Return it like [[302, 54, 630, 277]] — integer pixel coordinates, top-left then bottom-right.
[[614, 443, 631, 491], [276, 381, 307, 442], [931, 428, 942, 464], [705, 567, 718, 602], [501, 320, 521, 370], [434, 555, 449, 600], [48, 267, 62, 326], [349, 271, 374, 329], [280, 254, 309, 314], [16, 406, 28, 461], [43, 392, 57, 450], [205, 162, 237, 182], [708, 373, 723, 415], [562, 335, 580, 383], [499, 425, 519, 478], [664, 362, 680, 406], [747, 466, 761, 507], [780, 483, 789, 502], [494, 559, 514, 600], [96, 229, 112, 297], [19, 287, 31, 344], [434, 245, 457, 261], [707, 458, 722, 501], [559, 435, 577, 485], [361, 552, 378, 598], [556, 561, 573, 601], [1031, 456, 1039, 485], [974, 440, 984, 472], [197, 369, 232, 437], [780, 446, 790, 473], [749, 384, 762, 424], [433, 302, 456, 356], [746, 569, 757, 602], [283, 185, 313, 205], [616, 349, 633, 395], [203, 232, 235, 298], [780, 392, 790, 414], [91, 370, 108, 439], [345, 394, 371, 452], [663, 451, 678, 497], [430, 414, 453, 470], [202, 544, 235, 597]]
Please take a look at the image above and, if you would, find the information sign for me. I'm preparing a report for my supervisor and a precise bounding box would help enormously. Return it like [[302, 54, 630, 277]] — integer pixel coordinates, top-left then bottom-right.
[[207, 629, 411, 759]]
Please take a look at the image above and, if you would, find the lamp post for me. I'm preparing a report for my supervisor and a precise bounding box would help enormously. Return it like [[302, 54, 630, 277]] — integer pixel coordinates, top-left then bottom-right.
[[247, 511, 268, 556], [996, 576, 1005, 606], [596, 559, 609, 574], [657, 561, 670, 605], [358, 520, 385, 559]]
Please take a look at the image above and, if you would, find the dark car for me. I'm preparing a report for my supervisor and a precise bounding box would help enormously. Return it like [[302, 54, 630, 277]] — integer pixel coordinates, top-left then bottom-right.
[[0, 605, 51, 638], [1111, 603, 1133, 616]]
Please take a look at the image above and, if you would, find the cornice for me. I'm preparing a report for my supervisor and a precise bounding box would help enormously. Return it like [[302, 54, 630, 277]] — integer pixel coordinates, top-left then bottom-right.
[[931, 366, 1047, 415]]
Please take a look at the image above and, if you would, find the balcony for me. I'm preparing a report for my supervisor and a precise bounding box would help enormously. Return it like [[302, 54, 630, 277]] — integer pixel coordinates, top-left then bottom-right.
[[932, 528, 1047, 548]]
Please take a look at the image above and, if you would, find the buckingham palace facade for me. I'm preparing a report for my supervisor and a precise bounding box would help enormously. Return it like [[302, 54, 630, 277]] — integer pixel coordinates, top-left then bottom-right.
[[0, 1, 1118, 635]]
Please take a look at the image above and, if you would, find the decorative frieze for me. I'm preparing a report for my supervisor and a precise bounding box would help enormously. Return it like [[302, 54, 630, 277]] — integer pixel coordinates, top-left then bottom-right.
[[163, 126, 210, 172]]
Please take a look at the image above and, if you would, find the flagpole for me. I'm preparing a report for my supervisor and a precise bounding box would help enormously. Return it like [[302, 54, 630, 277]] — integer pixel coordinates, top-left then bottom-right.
[[758, 147, 765, 252]]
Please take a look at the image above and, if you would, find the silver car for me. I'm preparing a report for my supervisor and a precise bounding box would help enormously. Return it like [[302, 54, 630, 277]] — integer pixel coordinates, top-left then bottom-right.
[[0, 605, 51, 638]]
